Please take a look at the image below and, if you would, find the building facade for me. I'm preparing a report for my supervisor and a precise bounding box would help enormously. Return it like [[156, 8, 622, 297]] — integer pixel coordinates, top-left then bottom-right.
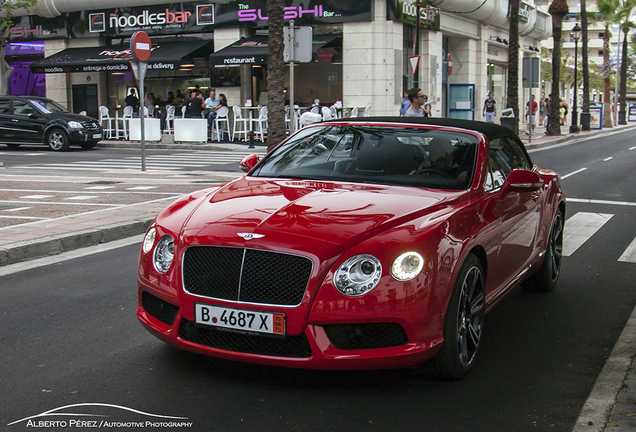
[[8, 0, 551, 122]]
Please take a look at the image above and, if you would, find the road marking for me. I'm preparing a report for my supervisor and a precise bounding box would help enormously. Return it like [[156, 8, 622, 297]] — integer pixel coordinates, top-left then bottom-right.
[[127, 186, 157, 190], [603, 157, 614, 161], [619, 237, 636, 263], [84, 186, 115, 190], [629, 146, 635, 150], [568, 198, 636, 207], [63, 196, 99, 201], [3, 206, 31, 212], [19, 195, 54, 199], [563, 212, 614, 256], [0, 215, 48, 220], [561, 167, 587, 179]]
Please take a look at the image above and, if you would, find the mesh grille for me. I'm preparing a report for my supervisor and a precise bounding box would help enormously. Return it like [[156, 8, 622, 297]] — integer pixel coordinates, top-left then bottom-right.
[[322, 323, 409, 350], [183, 246, 313, 306], [179, 319, 312, 358], [142, 291, 179, 325]]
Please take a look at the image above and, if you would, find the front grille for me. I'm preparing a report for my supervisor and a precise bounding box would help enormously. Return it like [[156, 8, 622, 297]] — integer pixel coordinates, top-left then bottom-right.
[[178, 319, 312, 358], [323, 323, 409, 350], [81, 120, 100, 129], [142, 291, 179, 325], [183, 246, 313, 306]]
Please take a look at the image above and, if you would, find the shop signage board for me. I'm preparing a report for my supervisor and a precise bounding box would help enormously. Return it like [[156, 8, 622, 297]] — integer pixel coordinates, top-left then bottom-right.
[[283, 26, 313, 63], [387, 1, 441, 31], [6, 1, 372, 42]]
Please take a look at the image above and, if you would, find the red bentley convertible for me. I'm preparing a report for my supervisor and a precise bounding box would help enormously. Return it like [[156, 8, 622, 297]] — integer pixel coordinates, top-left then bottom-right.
[[137, 118, 565, 379]]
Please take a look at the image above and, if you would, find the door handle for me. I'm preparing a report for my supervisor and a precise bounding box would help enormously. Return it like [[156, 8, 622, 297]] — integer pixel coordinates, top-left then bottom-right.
[[11, 119, 19, 122]]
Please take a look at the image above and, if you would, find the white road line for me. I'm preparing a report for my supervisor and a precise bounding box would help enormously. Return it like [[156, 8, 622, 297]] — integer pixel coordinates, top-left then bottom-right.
[[629, 146, 635, 150], [603, 157, 614, 161], [0, 200, 115, 207], [619, 237, 636, 263], [567, 198, 636, 207], [84, 186, 115, 190], [563, 212, 614, 256], [63, 196, 99, 201], [19, 195, 54, 199], [3, 207, 31, 211], [561, 167, 587, 179], [0, 215, 48, 220]]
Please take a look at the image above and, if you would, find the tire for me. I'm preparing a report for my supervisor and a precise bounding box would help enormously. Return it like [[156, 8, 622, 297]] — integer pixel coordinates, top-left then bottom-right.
[[80, 141, 97, 150], [46, 128, 70, 152], [427, 254, 486, 380], [5, 144, 21, 149], [523, 208, 564, 292]]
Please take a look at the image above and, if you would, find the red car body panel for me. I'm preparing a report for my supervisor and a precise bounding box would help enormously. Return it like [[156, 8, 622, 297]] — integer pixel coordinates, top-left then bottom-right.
[[137, 121, 565, 370]]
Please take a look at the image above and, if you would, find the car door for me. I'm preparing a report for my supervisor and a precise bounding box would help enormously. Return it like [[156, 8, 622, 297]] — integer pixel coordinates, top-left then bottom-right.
[[482, 136, 542, 302], [0, 99, 16, 142], [11, 99, 46, 144]]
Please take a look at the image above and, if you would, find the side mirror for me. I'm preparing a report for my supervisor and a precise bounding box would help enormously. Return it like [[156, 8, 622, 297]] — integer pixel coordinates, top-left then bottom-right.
[[239, 154, 260, 173], [503, 169, 543, 192], [28, 113, 38, 119]]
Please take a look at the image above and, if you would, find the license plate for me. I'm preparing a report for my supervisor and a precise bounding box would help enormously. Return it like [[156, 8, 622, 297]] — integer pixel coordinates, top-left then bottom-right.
[[92, 133, 102, 139], [195, 304, 285, 335]]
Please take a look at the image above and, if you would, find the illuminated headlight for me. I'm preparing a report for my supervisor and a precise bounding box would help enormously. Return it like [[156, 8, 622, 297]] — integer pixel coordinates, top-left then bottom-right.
[[142, 227, 156, 254], [153, 235, 175, 274], [391, 252, 424, 281], [67, 121, 83, 129], [334, 254, 382, 296]]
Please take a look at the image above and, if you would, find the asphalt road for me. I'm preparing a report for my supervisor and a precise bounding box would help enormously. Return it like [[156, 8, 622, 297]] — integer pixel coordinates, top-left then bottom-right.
[[1, 131, 636, 431]]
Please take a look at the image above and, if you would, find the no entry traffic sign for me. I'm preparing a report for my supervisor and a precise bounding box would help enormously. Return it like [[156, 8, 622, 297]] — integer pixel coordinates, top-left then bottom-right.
[[130, 31, 151, 62]]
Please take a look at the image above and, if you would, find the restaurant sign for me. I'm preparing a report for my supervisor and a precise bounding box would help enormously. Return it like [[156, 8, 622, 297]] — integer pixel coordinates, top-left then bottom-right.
[[6, 1, 371, 42], [387, 1, 441, 31]]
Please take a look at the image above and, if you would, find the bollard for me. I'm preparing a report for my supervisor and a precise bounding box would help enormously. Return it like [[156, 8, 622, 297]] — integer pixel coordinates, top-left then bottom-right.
[[248, 130, 255, 149]]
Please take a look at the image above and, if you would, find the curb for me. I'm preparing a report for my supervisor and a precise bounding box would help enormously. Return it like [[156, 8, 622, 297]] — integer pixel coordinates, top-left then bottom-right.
[[0, 218, 154, 267]]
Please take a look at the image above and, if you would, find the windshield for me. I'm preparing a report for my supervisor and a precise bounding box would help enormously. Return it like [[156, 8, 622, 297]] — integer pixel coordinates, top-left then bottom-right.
[[30, 99, 70, 114], [250, 125, 479, 190]]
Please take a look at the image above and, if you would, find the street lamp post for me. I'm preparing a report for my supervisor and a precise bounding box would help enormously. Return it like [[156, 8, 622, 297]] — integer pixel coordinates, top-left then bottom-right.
[[570, 23, 581, 133]]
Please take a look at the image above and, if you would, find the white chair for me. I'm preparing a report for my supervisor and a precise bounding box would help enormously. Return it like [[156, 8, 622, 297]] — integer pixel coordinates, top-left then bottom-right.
[[98, 106, 114, 138], [330, 105, 338, 119], [364, 105, 372, 117], [143, 106, 150, 118], [181, 106, 187, 118], [310, 106, 320, 114], [213, 106, 230, 142], [285, 106, 292, 134], [299, 112, 322, 127], [164, 105, 175, 134], [251, 106, 268, 142], [321, 106, 332, 121], [78, 110, 87, 116], [350, 107, 359, 118], [121, 106, 133, 139], [232, 106, 249, 141]]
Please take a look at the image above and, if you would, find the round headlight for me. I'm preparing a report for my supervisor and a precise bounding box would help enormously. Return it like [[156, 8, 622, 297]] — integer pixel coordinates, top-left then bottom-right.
[[334, 254, 382, 296], [142, 227, 156, 254], [153, 235, 175, 274], [391, 252, 424, 281]]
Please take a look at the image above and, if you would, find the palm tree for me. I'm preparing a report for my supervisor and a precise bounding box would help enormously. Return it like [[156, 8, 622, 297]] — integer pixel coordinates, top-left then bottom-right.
[[266, 0, 286, 152], [617, 0, 636, 124], [581, 0, 591, 130], [597, 0, 621, 128], [548, 0, 569, 135], [506, 0, 520, 127]]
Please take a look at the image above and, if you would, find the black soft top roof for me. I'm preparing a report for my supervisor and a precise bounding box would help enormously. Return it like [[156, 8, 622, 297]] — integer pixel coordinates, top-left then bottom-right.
[[328, 116, 518, 141]]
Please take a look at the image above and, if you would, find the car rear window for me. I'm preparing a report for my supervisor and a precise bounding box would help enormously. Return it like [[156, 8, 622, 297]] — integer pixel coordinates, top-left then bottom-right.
[[250, 125, 480, 190]]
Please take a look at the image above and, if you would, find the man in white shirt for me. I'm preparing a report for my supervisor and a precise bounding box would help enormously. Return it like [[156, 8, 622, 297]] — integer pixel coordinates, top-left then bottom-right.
[[405, 88, 426, 117], [205, 90, 220, 129]]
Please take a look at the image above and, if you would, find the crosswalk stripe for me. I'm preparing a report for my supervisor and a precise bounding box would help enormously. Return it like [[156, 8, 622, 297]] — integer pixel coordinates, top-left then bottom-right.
[[619, 238, 636, 263], [563, 212, 614, 256]]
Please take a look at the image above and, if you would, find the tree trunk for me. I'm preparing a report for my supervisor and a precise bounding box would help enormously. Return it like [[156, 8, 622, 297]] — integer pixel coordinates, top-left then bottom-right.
[[581, 0, 590, 130], [0, 38, 13, 96], [266, 0, 285, 152], [618, 25, 628, 125], [506, 0, 520, 129], [548, 15, 564, 135], [602, 23, 613, 128]]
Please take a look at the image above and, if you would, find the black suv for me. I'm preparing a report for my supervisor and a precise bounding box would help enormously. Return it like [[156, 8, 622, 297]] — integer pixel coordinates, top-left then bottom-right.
[[0, 96, 103, 151]]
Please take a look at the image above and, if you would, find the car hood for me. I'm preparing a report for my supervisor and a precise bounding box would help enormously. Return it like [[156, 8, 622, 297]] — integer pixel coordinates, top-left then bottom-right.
[[178, 177, 463, 254], [46, 112, 98, 123]]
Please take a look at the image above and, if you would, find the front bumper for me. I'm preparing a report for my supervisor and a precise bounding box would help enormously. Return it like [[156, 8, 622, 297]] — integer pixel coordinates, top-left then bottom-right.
[[137, 289, 442, 370], [68, 128, 103, 143]]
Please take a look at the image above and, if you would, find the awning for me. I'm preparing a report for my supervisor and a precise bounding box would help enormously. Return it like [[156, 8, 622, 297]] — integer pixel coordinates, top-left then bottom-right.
[[29, 38, 212, 74], [209, 34, 341, 67]]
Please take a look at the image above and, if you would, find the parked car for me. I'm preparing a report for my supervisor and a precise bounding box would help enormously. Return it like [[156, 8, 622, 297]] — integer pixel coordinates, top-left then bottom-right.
[[0, 96, 103, 151], [137, 117, 565, 379]]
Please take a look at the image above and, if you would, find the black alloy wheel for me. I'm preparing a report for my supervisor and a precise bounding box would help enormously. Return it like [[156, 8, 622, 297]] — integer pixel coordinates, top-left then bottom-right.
[[427, 254, 485, 380], [523, 208, 564, 291]]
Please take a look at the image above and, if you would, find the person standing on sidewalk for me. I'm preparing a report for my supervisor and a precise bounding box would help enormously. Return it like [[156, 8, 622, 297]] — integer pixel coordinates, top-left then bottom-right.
[[526, 95, 538, 134], [399, 90, 410, 116], [545, 96, 552, 134], [404, 88, 426, 117], [483, 92, 497, 123]]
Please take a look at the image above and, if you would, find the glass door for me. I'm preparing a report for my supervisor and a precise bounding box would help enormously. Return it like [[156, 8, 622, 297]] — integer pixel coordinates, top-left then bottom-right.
[[448, 84, 474, 120]]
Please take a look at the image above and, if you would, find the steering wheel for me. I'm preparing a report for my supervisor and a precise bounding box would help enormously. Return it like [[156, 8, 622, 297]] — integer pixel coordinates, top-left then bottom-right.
[[414, 168, 452, 178]]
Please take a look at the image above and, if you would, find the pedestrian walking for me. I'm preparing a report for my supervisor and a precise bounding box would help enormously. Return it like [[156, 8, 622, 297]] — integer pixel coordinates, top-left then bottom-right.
[[526, 95, 538, 134], [404, 88, 426, 117], [483, 92, 497, 123], [399, 90, 410, 116]]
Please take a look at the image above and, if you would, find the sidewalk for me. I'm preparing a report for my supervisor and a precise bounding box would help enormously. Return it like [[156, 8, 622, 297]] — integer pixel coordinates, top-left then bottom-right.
[[2, 122, 636, 431]]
